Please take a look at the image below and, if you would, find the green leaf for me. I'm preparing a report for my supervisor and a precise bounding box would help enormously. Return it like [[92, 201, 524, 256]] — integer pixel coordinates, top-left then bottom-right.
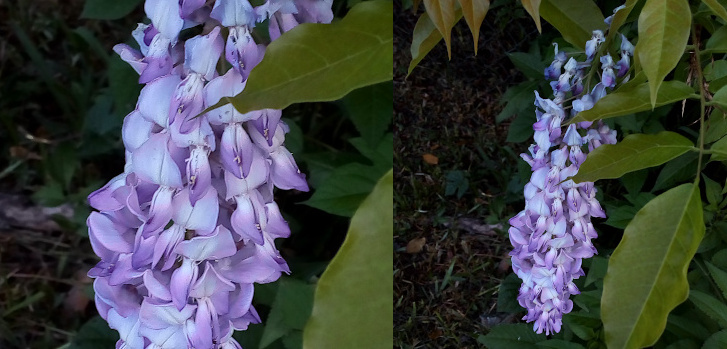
[[704, 330, 727, 348], [303, 170, 393, 349], [33, 181, 66, 207], [497, 273, 523, 313], [711, 85, 727, 108], [585, 255, 608, 287], [68, 316, 119, 349], [536, 339, 585, 349], [569, 81, 695, 123], [423, 0, 458, 59], [81, 0, 143, 20], [705, 261, 727, 300], [303, 162, 384, 217], [299, 151, 363, 189], [349, 134, 393, 170], [710, 135, 727, 161], [260, 278, 315, 348], [497, 80, 539, 123], [477, 323, 546, 348], [652, 152, 699, 191], [341, 82, 393, 146], [706, 25, 727, 52], [506, 109, 536, 143], [703, 174, 723, 206], [714, 249, 727, 269], [705, 110, 727, 143], [690, 289, 727, 327], [458, 0, 490, 54], [84, 94, 116, 135], [521, 0, 542, 32], [218, 1, 392, 114], [282, 118, 304, 155], [572, 131, 695, 183], [233, 323, 266, 348], [408, 9, 463, 75], [539, 0, 606, 50], [604, 204, 639, 229], [445, 170, 469, 198], [602, 183, 705, 348], [664, 339, 700, 349], [108, 54, 142, 117], [48, 142, 78, 190], [704, 0, 727, 20], [636, 0, 691, 107], [666, 313, 711, 342], [563, 312, 600, 340], [507, 52, 545, 80]]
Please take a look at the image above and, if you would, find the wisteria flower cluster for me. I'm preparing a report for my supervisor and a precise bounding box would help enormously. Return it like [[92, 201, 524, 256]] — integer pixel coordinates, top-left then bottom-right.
[[509, 14, 633, 335], [86, 0, 331, 347]]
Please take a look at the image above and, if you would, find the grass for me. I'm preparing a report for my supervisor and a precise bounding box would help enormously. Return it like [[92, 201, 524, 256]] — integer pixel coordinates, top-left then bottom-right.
[[393, 2, 540, 347]]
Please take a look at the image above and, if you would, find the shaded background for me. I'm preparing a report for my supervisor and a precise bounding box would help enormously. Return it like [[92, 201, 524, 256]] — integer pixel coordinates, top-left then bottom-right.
[[393, 1, 540, 346]]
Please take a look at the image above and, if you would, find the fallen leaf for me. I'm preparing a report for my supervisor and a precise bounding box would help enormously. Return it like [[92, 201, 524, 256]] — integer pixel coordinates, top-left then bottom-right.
[[64, 271, 92, 313], [406, 237, 427, 253], [428, 328, 443, 340], [422, 153, 439, 165]]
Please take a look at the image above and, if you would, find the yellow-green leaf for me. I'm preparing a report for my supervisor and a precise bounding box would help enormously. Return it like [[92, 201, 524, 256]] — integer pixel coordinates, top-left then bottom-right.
[[423, 0, 457, 59], [521, 0, 542, 32], [603, 183, 704, 348], [710, 135, 727, 161], [571, 131, 695, 183], [458, 0, 490, 54], [539, 0, 605, 50], [569, 81, 695, 124], [703, 0, 727, 22], [637, 0, 691, 107], [303, 170, 393, 349], [408, 9, 463, 75], [212, 1, 392, 114]]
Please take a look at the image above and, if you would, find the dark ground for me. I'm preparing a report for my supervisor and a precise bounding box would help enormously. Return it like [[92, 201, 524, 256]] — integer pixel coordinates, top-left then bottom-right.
[[393, 2, 541, 348]]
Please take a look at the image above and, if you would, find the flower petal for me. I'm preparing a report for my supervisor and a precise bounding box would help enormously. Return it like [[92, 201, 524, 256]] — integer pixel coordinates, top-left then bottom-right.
[[132, 133, 183, 188], [170, 258, 197, 310], [138, 75, 182, 128], [176, 225, 237, 261], [88, 212, 134, 261], [172, 187, 219, 233]]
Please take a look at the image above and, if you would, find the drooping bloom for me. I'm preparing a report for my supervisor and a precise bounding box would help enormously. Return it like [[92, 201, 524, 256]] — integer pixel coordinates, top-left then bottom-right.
[[87, 1, 332, 348], [510, 12, 631, 335]]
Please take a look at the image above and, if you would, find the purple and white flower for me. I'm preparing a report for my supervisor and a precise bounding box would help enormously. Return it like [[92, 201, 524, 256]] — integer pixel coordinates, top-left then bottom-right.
[[87, 1, 332, 347]]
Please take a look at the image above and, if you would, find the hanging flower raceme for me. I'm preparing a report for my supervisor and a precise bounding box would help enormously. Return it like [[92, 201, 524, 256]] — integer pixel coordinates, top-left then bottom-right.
[[510, 11, 633, 335], [87, 1, 332, 348]]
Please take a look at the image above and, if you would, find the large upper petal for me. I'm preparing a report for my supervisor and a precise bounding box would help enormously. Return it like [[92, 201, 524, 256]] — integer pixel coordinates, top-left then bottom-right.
[[132, 133, 183, 188], [88, 212, 134, 261], [145, 0, 184, 41], [138, 75, 182, 128], [176, 225, 237, 261], [172, 187, 219, 233]]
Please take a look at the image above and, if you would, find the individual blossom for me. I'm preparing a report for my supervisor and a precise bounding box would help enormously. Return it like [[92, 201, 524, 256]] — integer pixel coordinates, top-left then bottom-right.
[[87, 1, 332, 348]]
